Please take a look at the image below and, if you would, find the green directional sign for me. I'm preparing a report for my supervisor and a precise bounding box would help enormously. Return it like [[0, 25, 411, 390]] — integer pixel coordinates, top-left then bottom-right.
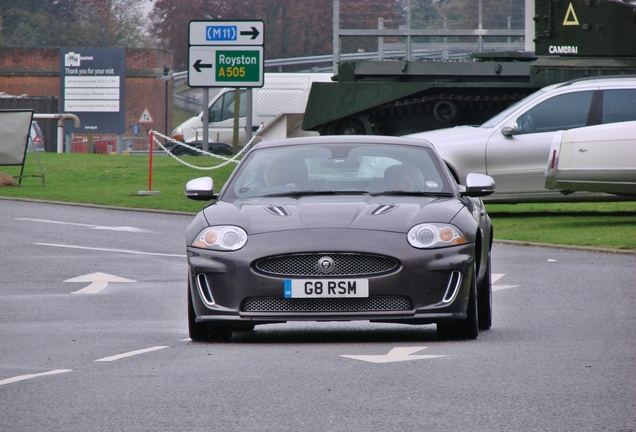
[[215, 50, 261, 83], [188, 46, 264, 87]]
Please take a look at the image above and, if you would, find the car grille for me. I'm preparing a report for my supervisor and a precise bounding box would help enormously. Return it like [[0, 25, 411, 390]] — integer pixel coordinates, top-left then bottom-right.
[[242, 296, 412, 313], [254, 253, 398, 277]]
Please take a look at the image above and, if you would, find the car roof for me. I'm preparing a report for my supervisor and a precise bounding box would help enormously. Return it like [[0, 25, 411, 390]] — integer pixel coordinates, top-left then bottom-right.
[[555, 74, 636, 90], [251, 135, 435, 151]]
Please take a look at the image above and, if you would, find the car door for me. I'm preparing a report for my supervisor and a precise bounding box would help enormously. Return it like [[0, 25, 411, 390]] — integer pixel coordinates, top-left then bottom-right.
[[559, 88, 636, 194], [485, 90, 596, 195], [546, 121, 636, 195], [206, 89, 247, 145]]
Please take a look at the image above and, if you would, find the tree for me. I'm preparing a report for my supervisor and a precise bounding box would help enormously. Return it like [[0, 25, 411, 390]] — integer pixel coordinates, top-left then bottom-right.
[[0, 0, 152, 48], [150, 0, 337, 71]]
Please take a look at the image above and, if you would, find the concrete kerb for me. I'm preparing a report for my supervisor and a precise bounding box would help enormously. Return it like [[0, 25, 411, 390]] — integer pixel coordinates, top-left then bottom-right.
[[2, 196, 635, 255]]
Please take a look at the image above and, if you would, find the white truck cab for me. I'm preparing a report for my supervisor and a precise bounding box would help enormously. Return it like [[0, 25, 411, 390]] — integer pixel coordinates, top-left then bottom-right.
[[171, 73, 332, 151]]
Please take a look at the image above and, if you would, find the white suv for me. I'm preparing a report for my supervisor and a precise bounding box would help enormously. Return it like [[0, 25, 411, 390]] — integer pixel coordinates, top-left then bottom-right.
[[407, 76, 636, 203]]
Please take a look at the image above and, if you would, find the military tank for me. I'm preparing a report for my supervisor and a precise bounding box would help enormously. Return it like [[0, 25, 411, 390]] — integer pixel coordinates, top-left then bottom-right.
[[303, 0, 636, 136]]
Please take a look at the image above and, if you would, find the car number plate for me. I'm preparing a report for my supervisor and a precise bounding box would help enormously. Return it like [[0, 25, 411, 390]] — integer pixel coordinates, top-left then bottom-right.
[[284, 279, 369, 298]]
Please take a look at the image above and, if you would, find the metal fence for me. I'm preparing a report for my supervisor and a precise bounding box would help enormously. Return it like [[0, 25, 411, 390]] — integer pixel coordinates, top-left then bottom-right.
[[333, 0, 526, 69]]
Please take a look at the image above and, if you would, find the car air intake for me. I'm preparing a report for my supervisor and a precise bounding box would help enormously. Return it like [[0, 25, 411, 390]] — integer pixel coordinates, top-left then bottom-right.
[[242, 296, 412, 313], [255, 253, 398, 277]]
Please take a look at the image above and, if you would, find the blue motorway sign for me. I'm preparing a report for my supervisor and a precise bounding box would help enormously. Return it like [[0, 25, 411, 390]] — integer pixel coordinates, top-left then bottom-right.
[[189, 21, 264, 46]]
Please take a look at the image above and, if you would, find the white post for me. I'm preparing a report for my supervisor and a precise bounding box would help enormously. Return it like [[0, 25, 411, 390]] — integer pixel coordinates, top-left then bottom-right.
[[525, 0, 535, 53], [202, 88, 209, 152]]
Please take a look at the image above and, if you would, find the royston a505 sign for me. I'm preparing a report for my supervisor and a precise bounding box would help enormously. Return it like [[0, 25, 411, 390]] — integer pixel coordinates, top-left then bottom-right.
[[188, 20, 264, 88]]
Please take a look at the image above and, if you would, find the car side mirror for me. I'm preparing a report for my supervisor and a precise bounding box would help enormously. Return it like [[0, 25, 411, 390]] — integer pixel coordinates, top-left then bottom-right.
[[501, 124, 519, 137], [461, 173, 495, 197], [185, 176, 217, 201]]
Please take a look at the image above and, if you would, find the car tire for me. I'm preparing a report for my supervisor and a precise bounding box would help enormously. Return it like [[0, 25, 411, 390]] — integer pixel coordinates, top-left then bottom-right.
[[328, 115, 374, 135], [478, 250, 493, 330], [188, 285, 232, 342], [173, 145, 199, 156], [437, 264, 479, 340]]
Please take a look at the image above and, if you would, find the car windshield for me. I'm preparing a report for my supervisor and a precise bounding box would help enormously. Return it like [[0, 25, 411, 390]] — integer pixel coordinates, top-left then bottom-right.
[[223, 142, 453, 200], [479, 88, 547, 128]]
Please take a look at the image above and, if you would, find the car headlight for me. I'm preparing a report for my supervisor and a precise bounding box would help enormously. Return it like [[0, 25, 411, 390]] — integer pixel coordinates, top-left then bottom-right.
[[407, 223, 468, 249], [192, 226, 248, 251], [171, 126, 184, 141]]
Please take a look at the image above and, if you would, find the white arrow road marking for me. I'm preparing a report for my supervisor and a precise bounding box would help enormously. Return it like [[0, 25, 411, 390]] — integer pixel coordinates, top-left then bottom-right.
[[65, 272, 137, 294], [0, 369, 72, 386], [341, 347, 447, 364], [492, 273, 519, 291], [16, 218, 157, 233], [36, 243, 185, 258], [95, 346, 168, 362]]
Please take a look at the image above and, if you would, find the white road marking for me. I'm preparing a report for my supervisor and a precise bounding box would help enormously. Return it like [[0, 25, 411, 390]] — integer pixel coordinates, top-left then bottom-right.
[[36, 243, 186, 258], [16, 218, 157, 233], [492, 273, 518, 291], [95, 346, 168, 362], [492, 273, 504, 283], [493, 285, 519, 291], [341, 347, 447, 364], [0, 369, 72, 386], [65, 272, 137, 294]]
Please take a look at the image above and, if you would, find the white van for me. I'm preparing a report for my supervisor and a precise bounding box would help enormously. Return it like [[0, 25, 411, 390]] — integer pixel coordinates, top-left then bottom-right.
[[171, 72, 333, 153]]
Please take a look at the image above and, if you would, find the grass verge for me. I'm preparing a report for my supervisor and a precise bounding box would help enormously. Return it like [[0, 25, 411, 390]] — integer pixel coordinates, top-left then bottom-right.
[[0, 152, 235, 213], [1, 152, 635, 251]]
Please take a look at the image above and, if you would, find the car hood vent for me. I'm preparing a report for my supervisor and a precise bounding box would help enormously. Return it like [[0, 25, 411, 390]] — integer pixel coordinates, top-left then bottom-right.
[[265, 205, 291, 216], [369, 204, 397, 215]]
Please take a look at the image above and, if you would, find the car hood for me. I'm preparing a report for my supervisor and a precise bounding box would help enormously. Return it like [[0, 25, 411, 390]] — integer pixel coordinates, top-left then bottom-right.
[[408, 125, 488, 145], [202, 196, 465, 235]]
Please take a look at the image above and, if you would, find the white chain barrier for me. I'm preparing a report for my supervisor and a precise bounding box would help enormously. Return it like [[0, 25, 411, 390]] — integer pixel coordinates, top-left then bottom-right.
[[149, 127, 263, 171]]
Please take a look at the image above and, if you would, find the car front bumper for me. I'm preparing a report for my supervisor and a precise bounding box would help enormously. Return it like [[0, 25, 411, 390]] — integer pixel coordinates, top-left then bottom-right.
[[187, 228, 475, 326]]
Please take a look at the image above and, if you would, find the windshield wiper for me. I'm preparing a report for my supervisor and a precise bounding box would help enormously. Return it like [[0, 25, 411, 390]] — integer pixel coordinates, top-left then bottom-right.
[[262, 190, 369, 198], [369, 190, 454, 197]]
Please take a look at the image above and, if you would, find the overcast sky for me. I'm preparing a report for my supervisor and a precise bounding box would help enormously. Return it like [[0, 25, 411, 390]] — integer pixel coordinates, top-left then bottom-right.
[[141, 0, 153, 16]]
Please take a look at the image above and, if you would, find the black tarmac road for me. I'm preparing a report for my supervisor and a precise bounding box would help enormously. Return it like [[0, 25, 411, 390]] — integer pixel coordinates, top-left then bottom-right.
[[1, 199, 635, 432]]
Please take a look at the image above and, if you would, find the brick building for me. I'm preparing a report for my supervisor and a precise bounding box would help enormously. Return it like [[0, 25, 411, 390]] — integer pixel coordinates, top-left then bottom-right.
[[0, 47, 174, 152]]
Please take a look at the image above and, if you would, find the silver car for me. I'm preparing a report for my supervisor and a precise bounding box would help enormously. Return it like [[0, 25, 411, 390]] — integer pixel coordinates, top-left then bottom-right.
[[408, 76, 636, 203]]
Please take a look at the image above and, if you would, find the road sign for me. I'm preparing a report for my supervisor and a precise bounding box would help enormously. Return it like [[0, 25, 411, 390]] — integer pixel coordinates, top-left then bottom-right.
[[138, 108, 153, 123], [188, 46, 264, 87], [188, 20, 264, 88], [189, 21, 264, 46]]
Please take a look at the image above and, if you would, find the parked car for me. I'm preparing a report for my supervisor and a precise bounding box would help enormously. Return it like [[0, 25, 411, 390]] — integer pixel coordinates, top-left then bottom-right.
[[28, 121, 45, 152], [545, 120, 636, 196], [184, 135, 495, 341], [407, 76, 636, 203]]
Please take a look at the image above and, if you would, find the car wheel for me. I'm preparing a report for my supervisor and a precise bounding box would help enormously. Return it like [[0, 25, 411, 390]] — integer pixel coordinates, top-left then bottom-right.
[[433, 100, 459, 124], [213, 144, 233, 155], [173, 145, 199, 156], [478, 250, 493, 330], [328, 115, 374, 135], [437, 264, 479, 340], [188, 285, 232, 342]]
